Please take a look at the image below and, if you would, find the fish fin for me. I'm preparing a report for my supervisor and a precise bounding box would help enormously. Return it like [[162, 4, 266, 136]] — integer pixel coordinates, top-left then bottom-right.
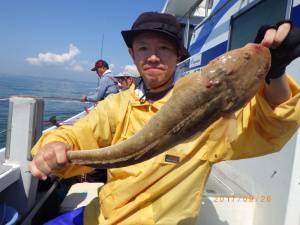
[[133, 138, 161, 160], [209, 114, 237, 142]]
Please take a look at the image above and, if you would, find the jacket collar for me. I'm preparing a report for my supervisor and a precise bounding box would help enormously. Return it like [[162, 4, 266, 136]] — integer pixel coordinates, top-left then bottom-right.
[[103, 69, 112, 76], [128, 83, 173, 110]]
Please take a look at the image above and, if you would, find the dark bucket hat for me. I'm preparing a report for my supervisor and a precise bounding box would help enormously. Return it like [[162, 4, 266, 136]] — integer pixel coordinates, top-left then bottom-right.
[[121, 12, 189, 61]]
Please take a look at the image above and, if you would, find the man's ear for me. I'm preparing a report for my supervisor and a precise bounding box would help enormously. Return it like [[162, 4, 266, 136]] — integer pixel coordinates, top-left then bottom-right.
[[128, 48, 135, 59], [176, 52, 183, 63]]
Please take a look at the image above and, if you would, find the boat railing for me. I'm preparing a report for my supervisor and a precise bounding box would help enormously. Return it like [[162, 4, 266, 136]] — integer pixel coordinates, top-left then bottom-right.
[[0, 96, 90, 224]]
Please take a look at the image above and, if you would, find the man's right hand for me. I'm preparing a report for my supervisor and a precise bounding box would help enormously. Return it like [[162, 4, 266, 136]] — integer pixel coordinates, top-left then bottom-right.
[[80, 95, 87, 102], [29, 142, 71, 180]]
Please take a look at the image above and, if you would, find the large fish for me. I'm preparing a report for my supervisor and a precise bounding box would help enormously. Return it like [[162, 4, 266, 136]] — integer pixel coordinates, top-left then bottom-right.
[[67, 43, 271, 168]]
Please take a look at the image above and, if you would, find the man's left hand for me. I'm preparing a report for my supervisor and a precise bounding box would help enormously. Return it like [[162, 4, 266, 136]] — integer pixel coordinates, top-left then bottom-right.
[[255, 20, 300, 83]]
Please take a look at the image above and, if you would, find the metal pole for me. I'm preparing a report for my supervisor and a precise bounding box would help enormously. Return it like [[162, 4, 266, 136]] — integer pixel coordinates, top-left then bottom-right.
[[4, 96, 44, 221], [100, 34, 104, 58]]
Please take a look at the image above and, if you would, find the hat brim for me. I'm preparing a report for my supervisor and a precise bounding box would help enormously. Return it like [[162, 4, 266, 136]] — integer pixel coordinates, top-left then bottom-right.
[[121, 29, 189, 60], [91, 67, 97, 71], [114, 73, 140, 78], [114, 73, 124, 77]]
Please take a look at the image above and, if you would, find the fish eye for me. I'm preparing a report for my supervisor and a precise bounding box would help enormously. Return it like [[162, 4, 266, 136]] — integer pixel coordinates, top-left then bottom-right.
[[243, 52, 251, 60]]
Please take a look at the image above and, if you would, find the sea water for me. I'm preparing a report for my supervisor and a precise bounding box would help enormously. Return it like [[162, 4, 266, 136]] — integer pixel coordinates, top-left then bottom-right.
[[0, 74, 96, 148]]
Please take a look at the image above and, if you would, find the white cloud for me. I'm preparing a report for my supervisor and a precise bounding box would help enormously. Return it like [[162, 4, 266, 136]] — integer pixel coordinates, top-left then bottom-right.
[[65, 60, 84, 72], [26, 43, 80, 65], [72, 65, 84, 72]]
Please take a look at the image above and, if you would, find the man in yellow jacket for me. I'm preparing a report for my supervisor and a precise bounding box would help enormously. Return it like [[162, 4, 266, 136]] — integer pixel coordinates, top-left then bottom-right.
[[30, 12, 300, 225]]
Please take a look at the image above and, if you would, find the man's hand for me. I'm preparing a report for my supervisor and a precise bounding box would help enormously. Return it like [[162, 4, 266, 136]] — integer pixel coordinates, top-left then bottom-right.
[[254, 21, 300, 106], [80, 95, 87, 102], [255, 21, 300, 83], [29, 142, 71, 180]]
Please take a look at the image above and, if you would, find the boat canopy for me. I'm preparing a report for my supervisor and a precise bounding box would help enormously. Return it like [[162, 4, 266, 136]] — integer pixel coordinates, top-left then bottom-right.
[[162, 0, 213, 17]]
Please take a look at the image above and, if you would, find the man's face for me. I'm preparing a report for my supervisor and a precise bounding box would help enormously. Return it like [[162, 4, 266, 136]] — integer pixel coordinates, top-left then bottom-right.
[[129, 32, 181, 90], [96, 67, 106, 76], [117, 76, 134, 90]]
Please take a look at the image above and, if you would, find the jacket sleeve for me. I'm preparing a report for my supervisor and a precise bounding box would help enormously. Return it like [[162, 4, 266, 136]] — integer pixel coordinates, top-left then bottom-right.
[[86, 77, 113, 102], [31, 96, 118, 178], [222, 76, 300, 160]]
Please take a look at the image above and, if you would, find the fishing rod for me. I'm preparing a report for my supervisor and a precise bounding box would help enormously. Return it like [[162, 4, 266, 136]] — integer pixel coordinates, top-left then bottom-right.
[[44, 107, 90, 127], [42, 96, 81, 102], [43, 116, 77, 127]]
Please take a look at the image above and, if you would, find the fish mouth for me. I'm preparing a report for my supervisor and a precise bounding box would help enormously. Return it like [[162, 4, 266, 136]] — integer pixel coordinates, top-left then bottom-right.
[[245, 43, 270, 56], [245, 43, 264, 51]]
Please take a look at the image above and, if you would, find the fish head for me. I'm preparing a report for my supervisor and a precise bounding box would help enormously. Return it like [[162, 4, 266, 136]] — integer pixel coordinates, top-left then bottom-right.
[[207, 43, 271, 113]]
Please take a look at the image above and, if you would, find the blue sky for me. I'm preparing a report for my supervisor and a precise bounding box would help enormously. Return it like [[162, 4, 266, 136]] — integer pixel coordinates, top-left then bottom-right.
[[0, 0, 166, 81]]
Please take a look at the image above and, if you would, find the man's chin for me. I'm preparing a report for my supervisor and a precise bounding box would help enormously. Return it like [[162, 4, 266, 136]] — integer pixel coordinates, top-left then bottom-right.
[[143, 74, 159, 82], [144, 79, 159, 89], [144, 78, 169, 90], [142, 72, 172, 90]]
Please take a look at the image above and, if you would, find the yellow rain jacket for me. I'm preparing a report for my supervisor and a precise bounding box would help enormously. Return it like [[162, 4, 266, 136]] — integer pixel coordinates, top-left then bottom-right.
[[32, 77, 300, 225]]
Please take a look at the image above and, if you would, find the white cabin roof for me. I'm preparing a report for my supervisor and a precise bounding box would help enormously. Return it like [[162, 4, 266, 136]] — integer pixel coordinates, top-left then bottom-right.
[[162, 0, 210, 17]]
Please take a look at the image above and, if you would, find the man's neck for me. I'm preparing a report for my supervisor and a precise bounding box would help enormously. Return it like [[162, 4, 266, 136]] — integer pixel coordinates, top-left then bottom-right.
[[145, 85, 173, 101], [146, 77, 174, 93], [143, 77, 174, 101]]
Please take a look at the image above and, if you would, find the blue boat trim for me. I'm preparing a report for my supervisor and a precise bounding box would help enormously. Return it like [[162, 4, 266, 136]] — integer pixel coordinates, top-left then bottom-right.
[[189, 0, 238, 55], [292, 4, 300, 27]]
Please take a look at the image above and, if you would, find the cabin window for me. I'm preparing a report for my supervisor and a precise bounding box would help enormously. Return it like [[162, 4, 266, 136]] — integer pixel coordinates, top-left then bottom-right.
[[228, 0, 292, 50]]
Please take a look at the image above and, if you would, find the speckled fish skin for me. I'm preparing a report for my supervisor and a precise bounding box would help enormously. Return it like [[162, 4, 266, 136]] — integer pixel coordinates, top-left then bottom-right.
[[67, 44, 271, 168]]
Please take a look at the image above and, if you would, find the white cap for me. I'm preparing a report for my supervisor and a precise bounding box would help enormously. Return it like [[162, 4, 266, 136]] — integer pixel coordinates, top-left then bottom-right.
[[114, 65, 140, 78]]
